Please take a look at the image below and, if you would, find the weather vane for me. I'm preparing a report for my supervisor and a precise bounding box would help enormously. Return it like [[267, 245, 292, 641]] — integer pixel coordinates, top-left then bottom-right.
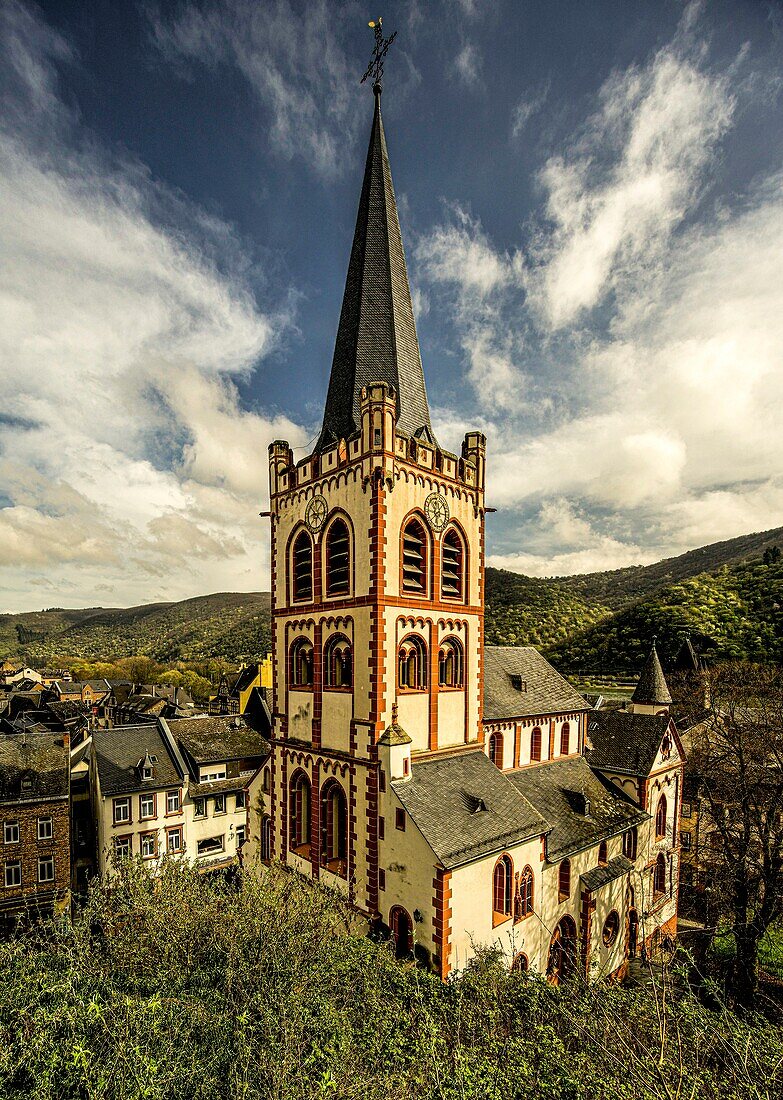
[[360, 17, 397, 91]]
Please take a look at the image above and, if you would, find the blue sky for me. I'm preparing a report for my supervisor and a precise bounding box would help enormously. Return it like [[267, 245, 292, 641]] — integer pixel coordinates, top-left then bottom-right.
[[2, 0, 783, 611]]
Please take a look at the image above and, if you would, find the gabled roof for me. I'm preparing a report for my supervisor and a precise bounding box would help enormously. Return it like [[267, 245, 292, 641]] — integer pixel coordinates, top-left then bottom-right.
[[586, 710, 674, 777], [631, 644, 672, 706], [507, 756, 646, 861], [392, 749, 547, 870], [483, 646, 587, 721], [316, 89, 435, 452], [0, 732, 69, 802], [167, 715, 268, 765], [93, 724, 183, 796]]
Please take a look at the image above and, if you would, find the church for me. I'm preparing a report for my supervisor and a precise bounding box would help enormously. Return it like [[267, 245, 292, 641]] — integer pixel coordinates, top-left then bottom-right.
[[261, 63, 683, 982]]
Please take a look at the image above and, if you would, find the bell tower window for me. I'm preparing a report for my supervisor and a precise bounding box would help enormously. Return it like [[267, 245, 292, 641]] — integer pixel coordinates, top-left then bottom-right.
[[441, 527, 464, 600], [323, 635, 352, 689], [325, 518, 350, 596], [438, 638, 464, 688], [292, 531, 313, 602], [398, 635, 427, 691], [290, 638, 314, 689], [401, 518, 428, 595]]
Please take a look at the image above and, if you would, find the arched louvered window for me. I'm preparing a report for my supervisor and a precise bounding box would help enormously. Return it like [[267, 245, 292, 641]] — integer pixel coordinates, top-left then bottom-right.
[[325, 518, 350, 596], [531, 726, 542, 762], [323, 634, 352, 689], [655, 794, 668, 840], [653, 853, 666, 896], [598, 840, 608, 866], [289, 638, 314, 688], [320, 779, 348, 876], [558, 859, 571, 900], [493, 854, 513, 920], [289, 771, 311, 856], [488, 732, 503, 769], [515, 865, 533, 921], [292, 531, 313, 602], [398, 635, 427, 691], [438, 637, 464, 688], [441, 527, 465, 600], [560, 722, 571, 756], [401, 518, 428, 595]]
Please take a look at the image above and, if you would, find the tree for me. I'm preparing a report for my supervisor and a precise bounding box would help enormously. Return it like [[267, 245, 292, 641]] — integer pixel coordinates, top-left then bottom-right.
[[689, 662, 783, 1007], [118, 656, 162, 686]]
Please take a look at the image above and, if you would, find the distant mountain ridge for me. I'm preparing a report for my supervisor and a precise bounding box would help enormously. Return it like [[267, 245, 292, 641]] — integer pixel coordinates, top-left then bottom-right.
[[2, 526, 782, 671]]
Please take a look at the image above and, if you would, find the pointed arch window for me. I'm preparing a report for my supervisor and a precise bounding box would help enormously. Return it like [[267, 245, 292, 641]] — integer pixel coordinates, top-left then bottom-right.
[[289, 638, 314, 689], [441, 527, 465, 601], [560, 722, 571, 756], [401, 518, 428, 595], [655, 794, 668, 840], [653, 853, 667, 896], [598, 840, 608, 866], [558, 859, 571, 901], [325, 518, 351, 596], [398, 635, 427, 691], [488, 732, 503, 769], [323, 634, 352, 689], [292, 531, 313, 602], [438, 637, 464, 688], [493, 854, 513, 923], [515, 865, 533, 921], [320, 779, 348, 876], [289, 771, 311, 857], [530, 726, 542, 762]]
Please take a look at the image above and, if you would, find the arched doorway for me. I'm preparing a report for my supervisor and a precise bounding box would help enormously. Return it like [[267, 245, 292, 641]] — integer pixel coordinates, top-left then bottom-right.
[[547, 915, 577, 984], [389, 905, 413, 960], [628, 909, 639, 959]]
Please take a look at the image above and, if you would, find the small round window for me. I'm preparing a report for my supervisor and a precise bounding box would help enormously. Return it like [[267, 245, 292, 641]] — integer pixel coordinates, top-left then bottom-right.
[[602, 910, 620, 948]]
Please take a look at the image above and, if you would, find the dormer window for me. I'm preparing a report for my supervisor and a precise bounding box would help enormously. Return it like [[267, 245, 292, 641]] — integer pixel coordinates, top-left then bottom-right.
[[510, 675, 526, 692]]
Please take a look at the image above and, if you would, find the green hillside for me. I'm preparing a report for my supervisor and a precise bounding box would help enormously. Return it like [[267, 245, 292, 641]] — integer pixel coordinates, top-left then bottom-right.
[[484, 568, 611, 648]]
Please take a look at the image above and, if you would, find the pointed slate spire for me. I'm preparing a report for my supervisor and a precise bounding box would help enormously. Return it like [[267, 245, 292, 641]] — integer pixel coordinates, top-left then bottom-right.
[[632, 641, 672, 707], [673, 636, 702, 673], [316, 87, 436, 452]]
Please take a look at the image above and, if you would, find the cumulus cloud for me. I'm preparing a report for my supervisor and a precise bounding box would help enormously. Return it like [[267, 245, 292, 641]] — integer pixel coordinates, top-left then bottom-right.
[[0, 1, 307, 610]]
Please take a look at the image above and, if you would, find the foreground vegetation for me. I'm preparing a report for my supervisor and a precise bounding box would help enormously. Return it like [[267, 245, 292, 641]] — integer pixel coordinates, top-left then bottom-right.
[[1, 862, 781, 1100]]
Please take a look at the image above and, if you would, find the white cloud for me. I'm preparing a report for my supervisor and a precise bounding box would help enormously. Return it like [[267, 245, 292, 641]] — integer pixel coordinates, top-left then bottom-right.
[[453, 42, 482, 88], [511, 79, 551, 139]]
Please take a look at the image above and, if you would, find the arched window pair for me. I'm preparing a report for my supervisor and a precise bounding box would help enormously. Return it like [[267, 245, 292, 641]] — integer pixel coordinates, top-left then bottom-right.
[[514, 866, 534, 922], [324, 635, 352, 689], [400, 518, 467, 602], [493, 854, 513, 922], [291, 519, 352, 603], [288, 771, 348, 877], [398, 636, 427, 691], [290, 638, 314, 688], [655, 794, 668, 840], [438, 638, 464, 688]]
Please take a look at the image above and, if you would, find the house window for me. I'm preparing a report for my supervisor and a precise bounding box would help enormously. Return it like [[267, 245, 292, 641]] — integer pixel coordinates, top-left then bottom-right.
[[166, 789, 180, 815], [114, 836, 131, 860], [290, 637, 314, 688], [113, 798, 131, 826], [438, 638, 464, 688], [38, 856, 55, 883], [3, 821, 19, 845], [325, 519, 351, 596], [194, 798, 206, 819], [530, 726, 542, 762], [440, 527, 465, 600], [292, 530, 313, 602], [201, 767, 226, 782], [4, 861, 22, 888], [488, 732, 503, 769], [602, 910, 620, 947], [378, 868, 386, 890], [655, 794, 668, 840], [598, 840, 608, 866], [378, 816, 385, 840], [681, 802, 692, 819], [167, 827, 183, 853], [398, 635, 427, 691], [236, 825, 246, 847], [680, 831, 692, 850], [558, 859, 571, 901], [140, 832, 157, 860], [401, 518, 428, 595], [320, 780, 348, 875], [289, 771, 312, 856], [139, 794, 155, 821], [213, 795, 226, 815], [653, 853, 666, 896], [622, 826, 638, 860], [262, 770, 271, 794], [493, 854, 513, 922], [324, 635, 353, 689], [378, 770, 386, 793], [37, 817, 54, 841], [560, 722, 571, 756], [395, 808, 406, 832], [197, 836, 225, 856], [235, 791, 246, 810], [516, 865, 533, 921]]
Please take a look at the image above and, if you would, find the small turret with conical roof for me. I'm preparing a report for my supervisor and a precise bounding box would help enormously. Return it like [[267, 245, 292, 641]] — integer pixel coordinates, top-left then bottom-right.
[[630, 640, 672, 715], [378, 702, 412, 782]]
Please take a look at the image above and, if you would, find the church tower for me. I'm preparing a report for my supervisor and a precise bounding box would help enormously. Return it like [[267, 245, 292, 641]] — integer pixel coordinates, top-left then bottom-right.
[[265, 78, 487, 921]]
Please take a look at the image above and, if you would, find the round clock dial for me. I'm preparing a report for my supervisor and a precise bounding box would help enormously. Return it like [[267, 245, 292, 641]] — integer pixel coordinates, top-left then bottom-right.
[[425, 492, 450, 532], [305, 494, 328, 532]]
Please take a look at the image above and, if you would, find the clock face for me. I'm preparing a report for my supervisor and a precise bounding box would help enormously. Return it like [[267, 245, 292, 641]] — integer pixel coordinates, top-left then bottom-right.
[[305, 494, 328, 532], [424, 492, 450, 532]]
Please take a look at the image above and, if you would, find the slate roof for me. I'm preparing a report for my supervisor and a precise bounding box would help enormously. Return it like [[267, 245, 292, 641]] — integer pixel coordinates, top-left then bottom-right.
[[55, 679, 110, 694], [507, 757, 646, 861], [673, 638, 703, 673], [483, 647, 588, 721], [0, 732, 69, 802], [316, 89, 435, 452], [631, 644, 672, 706], [587, 710, 672, 777], [188, 775, 254, 798], [231, 665, 259, 696], [168, 715, 268, 765], [93, 725, 183, 796], [580, 855, 634, 893], [392, 749, 547, 870]]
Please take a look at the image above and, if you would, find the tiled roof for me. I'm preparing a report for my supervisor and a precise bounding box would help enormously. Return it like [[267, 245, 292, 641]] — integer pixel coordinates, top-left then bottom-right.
[[631, 644, 672, 706], [483, 647, 587, 721], [0, 732, 69, 801], [168, 715, 268, 764], [507, 757, 646, 861], [580, 855, 634, 893], [586, 710, 672, 777], [93, 725, 183, 796], [393, 749, 547, 870], [316, 91, 435, 452]]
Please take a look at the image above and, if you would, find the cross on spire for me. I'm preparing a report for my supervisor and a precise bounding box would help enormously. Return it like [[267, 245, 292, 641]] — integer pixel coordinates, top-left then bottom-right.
[[360, 17, 397, 92]]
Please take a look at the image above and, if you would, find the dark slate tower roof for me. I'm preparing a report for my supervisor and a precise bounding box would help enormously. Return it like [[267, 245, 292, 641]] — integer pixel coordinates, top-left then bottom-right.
[[316, 87, 435, 452], [631, 642, 672, 706], [673, 637, 702, 673]]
